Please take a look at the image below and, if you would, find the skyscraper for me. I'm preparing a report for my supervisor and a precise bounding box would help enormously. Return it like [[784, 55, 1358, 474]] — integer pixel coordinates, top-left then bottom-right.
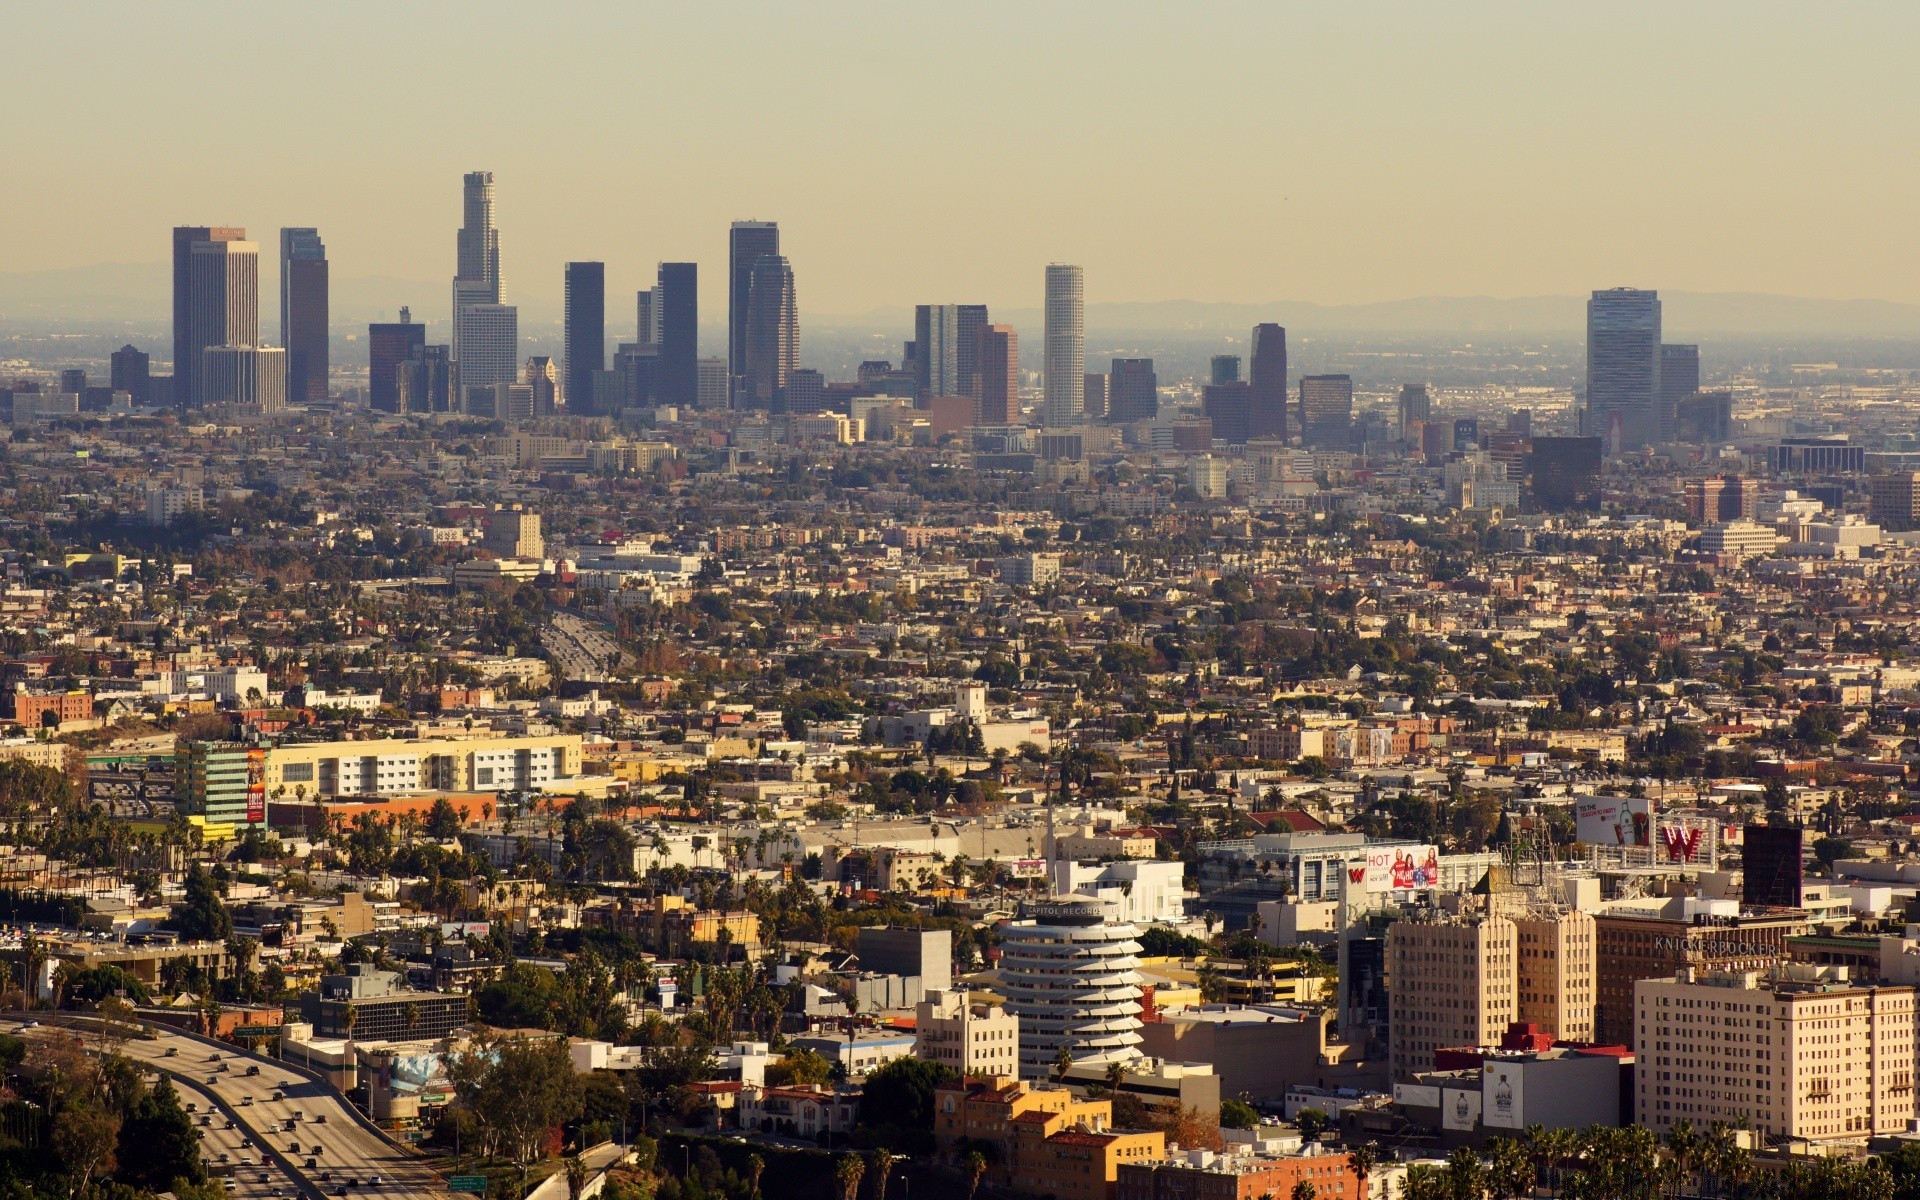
[[563, 262, 606, 413], [976, 324, 1019, 425], [729, 220, 780, 391], [914, 304, 960, 398], [458, 304, 520, 402], [452, 171, 503, 370], [526, 356, 558, 417], [110, 345, 150, 407], [1249, 324, 1288, 442], [1083, 373, 1108, 421], [1043, 263, 1084, 426], [202, 345, 286, 413], [696, 358, 729, 411], [1209, 354, 1241, 385], [187, 239, 260, 407], [1203, 381, 1252, 444], [955, 304, 990, 400], [171, 225, 245, 409], [744, 254, 797, 409], [279, 228, 329, 404], [368, 309, 427, 414], [1659, 343, 1700, 443], [655, 263, 699, 408], [1107, 358, 1158, 423], [1299, 374, 1354, 450], [634, 289, 656, 349], [1397, 383, 1432, 442], [1585, 288, 1662, 451], [1000, 900, 1145, 1079]]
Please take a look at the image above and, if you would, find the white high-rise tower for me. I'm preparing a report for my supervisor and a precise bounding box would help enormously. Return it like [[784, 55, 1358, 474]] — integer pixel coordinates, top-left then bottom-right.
[[999, 898, 1144, 1078], [1043, 263, 1085, 426]]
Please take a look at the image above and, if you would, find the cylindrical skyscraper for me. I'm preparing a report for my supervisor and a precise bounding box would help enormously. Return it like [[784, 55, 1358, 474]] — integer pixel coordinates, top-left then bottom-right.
[[1043, 263, 1084, 427], [999, 899, 1144, 1079]]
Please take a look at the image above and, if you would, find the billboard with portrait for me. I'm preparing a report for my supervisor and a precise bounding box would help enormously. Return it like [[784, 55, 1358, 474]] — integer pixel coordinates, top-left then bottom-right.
[[1575, 795, 1653, 847]]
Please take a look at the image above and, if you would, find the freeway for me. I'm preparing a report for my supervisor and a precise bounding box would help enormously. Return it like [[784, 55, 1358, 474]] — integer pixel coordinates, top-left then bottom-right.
[[543, 611, 625, 683], [0, 1016, 445, 1200]]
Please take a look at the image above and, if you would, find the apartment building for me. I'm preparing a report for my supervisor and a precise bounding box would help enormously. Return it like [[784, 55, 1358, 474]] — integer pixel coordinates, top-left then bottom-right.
[[935, 1077, 1163, 1200], [1594, 906, 1806, 1046], [262, 733, 582, 798], [1635, 966, 1917, 1143], [916, 988, 1020, 1076], [1118, 1145, 1362, 1200], [1386, 906, 1517, 1079], [1515, 909, 1597, 1043]]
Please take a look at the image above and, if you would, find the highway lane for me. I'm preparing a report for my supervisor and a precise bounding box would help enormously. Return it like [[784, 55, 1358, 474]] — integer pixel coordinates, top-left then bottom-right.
[[0, 1017, 445, 1200]]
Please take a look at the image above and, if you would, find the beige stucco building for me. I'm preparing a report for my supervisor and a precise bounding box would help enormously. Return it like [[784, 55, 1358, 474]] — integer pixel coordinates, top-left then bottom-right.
[[1516, 909, 1597, 1043], [1387, 907, 1517, 1079]]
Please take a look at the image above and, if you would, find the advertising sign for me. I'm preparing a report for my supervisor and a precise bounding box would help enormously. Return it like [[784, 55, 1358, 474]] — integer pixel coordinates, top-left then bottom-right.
[[1483, 1065, 1525, 1129], [1442, 1087, 1483, 1131], [245, 746, 266, 824], [1392, 1083, 1441, 1109], [1354, 844, 1441, 892], [1575, 795, 1652, 847], [1009, 859, 1049, 879], [1661, 824, 1705, 863]]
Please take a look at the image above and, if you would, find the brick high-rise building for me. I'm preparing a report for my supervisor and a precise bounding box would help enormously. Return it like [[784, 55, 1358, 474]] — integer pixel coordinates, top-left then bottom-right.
[[279, 228, 329, 403], [367, 309, 427, 414], [976, 324, 1020, 425], [1593, 907, 1805, 1046]]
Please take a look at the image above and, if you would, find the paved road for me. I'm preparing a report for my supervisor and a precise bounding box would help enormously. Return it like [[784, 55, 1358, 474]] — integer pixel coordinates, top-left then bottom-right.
[[543, 611, 625, 683], [1, 1017, 444, 1200]]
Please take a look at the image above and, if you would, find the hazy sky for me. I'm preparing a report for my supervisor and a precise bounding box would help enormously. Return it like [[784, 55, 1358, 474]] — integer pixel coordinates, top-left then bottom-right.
[[7, 1, 1920, 324]]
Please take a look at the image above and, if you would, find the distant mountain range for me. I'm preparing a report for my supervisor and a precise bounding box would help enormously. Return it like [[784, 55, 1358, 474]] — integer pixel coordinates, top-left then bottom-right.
[[4, 261, 1919, 337]]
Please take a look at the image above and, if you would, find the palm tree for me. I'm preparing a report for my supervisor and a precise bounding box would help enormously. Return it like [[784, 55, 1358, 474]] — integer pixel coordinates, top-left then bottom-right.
[[1663, 1120, 1698, 1199], [835, 1155, 866, 1200], [1485, 1137, 1533, 1200], [963, 1151, 987, 1200], [748, 1155, 765, 1200], [1289, 1185, 1317, 1200], [1347, 1143, 1377, 1200], [867, 1149, 895, 1200], [565, 1155, 588, 1200], [1443, 1147, 1484, 1200], [1052, 1046, 1074, 1082]]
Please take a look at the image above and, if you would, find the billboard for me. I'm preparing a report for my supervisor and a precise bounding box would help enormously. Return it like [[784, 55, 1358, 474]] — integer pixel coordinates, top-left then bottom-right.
[[1352, 845, 1441, 893], [1742, 824, 1804, 908], [1483, 1065, 1525, 1129], [1661, 823, 1706, 863], [1576, 795, 1652, 847], [1392, 1083, 1440, 1109], [1442, 1087, 1483, 1131], [1009, 859, 1048, 879], [245, 746, 266, 824]]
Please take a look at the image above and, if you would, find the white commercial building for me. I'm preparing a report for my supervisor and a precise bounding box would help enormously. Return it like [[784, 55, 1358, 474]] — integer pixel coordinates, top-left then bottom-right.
[[999, 898, 1144, 1078], [1048, 859, 1190, 925], [1043, 263, 1084, 427], [915, 987, 1019, 1076]]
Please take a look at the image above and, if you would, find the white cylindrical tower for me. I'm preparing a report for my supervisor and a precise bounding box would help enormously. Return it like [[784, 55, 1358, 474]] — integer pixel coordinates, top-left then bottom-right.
[[999, 898, 1143, 1078]]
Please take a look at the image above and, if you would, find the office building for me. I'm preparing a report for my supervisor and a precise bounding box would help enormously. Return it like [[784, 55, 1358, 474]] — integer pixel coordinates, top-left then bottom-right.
[[110, 345, 150, 407], [1083, 372, 1108, 420], [860, 927, 953, 992], [1677, 392, 1734, 443], [1870, 472, 1920, 532], [915, 987, 1019, 1076], [1043, 263, 1085, 426], [1684, 475, 1760, 525], [1586, 288, 1662, 451], [304, 966, 470, 1042], [526, 356, 558, 416], [1248, 324, 1288, 442], [612, 345, 657, 409], [1209, 354, 1241, 385], [1635, 967, 1916, 1142], [1527, 437, 1605, 511], [187, 239, 260, 407], [656, 262, 699, 407], [1744, 824, 1806, 909], [1298, 374, 1353, 450], [1107, 358, 1157, 424], [1699, 520, 1779, 561], [279, 228, 328, 404], [1386, 907, 1517, 1079], [396, 344, 451, 414], [914, 304, 960, 398], [171, 225, 245, 410], [457, 303, 520, 400], [1514, 910, 1597, 1043], [367, 309, 427, 414], [452, 171, 502, 372], [634, 289, 655, 349], [999, 899, 1144, 1078], [1398, 384, 1431, 442], [202, 345, 286, 413], [482, 505, 543, 559], [955, 304, 990, 399], [1203, 382, 1252, 445], [1775, 436, 1866, 475], [785, 368, 826, 414], [977, 325, 1020, 425], [729, 220, 780, 389], [563, 262, 606, 413], [176, 741, 257, 827], [1659, 343, 1699, 442], [1593, 906, 1804, 1046], [743, 254, 797, 409], [697, 357, 729, 411]]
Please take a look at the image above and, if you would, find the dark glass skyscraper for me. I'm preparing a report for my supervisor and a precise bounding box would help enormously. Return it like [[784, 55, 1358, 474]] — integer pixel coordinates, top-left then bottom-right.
[[110, 345, 150, 407], [955, 304, 990, 400], [1300, 374, 1354, 450], [1203, 381, 1252, 444], [1210, 355, 1241, 385], [171, 225, 245, 410], [1586, 288, 1662, 451], [729, 221, 780, 390], [563, 262, 606, 413], [976, 325, 1019, 425], [744, 254, 797, 409], [368, 309, 427, 414], [1397, 383, 1432, 442], [279, 228, 329, 404], [656, 262, 699, 407], [1248, 324, 1288, 442], [1107, 358, 1158, 423], [1659, 343, 1700, 443]]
